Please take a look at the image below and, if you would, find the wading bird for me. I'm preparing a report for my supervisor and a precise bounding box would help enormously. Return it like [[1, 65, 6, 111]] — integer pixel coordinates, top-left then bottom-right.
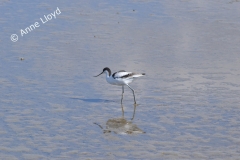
[[94, 67, 145, 104]]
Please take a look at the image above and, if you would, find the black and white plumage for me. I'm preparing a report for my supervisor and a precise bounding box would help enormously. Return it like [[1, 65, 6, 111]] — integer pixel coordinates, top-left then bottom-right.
[[94, 67, 145, 104]]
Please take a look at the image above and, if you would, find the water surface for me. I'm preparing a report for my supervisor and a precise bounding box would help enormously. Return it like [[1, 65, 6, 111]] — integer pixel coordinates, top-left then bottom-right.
[[1, 0, 240, 159]]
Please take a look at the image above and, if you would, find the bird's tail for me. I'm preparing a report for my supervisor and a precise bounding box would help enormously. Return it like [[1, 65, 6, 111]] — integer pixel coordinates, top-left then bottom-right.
[[132, 73, 146, 78]]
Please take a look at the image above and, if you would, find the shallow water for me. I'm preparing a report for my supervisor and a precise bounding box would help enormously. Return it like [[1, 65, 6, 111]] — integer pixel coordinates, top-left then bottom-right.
[[1, 0, 240, 159]]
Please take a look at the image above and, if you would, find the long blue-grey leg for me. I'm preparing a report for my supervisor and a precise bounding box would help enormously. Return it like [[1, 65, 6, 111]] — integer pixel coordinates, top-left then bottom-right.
[[126, 84, 136, 104], [121, 85, 124, 104], [131, 104, 137, 120], [121, 104, 124, 118]]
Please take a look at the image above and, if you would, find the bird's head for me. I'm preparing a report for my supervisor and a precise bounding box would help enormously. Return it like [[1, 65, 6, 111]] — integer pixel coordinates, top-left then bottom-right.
[[94, 67, 111, 77]]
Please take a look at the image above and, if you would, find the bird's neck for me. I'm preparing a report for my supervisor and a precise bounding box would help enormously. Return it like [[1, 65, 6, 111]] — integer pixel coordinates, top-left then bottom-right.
[[105, 71, 111, 78]]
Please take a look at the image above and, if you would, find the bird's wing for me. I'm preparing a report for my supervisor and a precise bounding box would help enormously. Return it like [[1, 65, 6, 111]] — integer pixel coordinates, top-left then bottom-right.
[[112, 71, 133, 79]]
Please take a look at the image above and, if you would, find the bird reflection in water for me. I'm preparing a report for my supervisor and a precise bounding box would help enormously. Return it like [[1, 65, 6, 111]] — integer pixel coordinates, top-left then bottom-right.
[[94, 105, 145, 134]]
